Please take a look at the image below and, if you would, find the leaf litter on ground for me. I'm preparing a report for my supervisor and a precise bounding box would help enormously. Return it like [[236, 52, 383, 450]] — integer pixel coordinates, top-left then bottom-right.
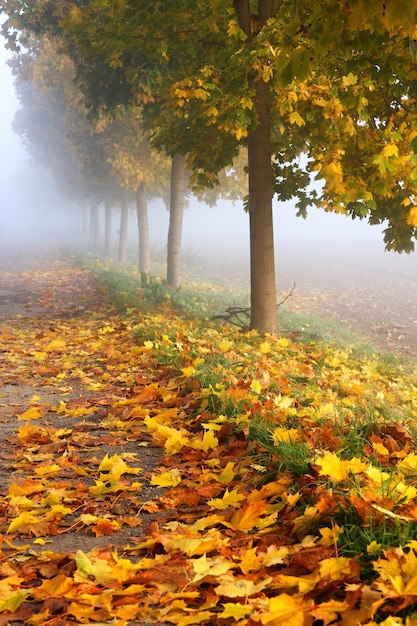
[[1, 252, 417, 624]]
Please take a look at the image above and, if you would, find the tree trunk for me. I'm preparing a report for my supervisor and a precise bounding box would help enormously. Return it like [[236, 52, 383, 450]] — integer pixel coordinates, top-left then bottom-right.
[[118, 192, 129, 264], [167, 154, 186, 287], [104, 198, 113, 257], [248, 76, 277, 333], [89, 202, 100, 248], [136, 183, 151, 274], [234, 0, 278, 334]]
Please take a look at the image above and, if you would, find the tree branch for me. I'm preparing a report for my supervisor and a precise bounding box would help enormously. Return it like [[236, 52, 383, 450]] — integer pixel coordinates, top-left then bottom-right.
[[213, 283, 296, 331], [258, 0, 277, 26], [233, 0, 252, 38]]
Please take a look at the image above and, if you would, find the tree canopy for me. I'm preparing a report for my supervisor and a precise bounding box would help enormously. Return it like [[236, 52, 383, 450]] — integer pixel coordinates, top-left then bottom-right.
[[3, 0, 417, 331]]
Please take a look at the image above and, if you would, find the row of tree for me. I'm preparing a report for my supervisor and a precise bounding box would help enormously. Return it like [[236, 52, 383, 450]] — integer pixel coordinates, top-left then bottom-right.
[[2, 0, 417, 332]]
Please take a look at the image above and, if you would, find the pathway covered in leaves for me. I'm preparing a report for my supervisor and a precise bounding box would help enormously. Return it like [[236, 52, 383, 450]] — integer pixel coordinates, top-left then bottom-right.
[[2, 248, 417, 625]]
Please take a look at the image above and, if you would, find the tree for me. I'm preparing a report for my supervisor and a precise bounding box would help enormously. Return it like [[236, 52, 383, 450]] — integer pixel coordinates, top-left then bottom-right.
[[9, 36, 116, 243], [3, 0, 417, 332], [98, 106, 171, 273]]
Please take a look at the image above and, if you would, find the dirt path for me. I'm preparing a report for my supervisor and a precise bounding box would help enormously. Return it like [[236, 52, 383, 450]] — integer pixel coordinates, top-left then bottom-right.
[[0, 246, 166, 556]]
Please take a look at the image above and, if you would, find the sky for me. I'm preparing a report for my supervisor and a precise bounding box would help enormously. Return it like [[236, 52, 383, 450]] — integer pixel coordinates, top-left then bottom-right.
[[1, 23, 417, 287]]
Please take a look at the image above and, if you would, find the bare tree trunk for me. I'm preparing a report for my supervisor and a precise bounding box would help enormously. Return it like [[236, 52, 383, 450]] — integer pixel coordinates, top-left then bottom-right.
[[136, 183, 151, 274], [118, 192, 129, 264], [104, 198, 113, 257], [167, 154, 186, 287], [234, 0, 278, 333], [247, 77, 277, 333], [89, 202, 100, 248]]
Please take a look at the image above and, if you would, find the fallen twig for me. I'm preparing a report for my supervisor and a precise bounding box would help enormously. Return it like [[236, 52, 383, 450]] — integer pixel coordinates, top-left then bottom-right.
[[213, 283, 296, 331]]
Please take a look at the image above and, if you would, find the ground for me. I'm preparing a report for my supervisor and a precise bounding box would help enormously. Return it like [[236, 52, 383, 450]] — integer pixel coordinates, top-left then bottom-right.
[[0, 244, 416, 625], [279, 253, 417, 360]]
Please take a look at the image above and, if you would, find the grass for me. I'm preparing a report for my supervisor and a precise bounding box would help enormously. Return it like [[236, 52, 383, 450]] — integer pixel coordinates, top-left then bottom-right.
[[87, 253, 417, 581]]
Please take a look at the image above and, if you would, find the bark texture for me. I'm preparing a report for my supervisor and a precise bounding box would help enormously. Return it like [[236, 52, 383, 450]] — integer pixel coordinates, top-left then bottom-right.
[[118, 192, 129, 264], [248, 77, 277, 333], [136, 183, 151, 274], [104, 198, 113, 257], [235, 0, 278, 333], [167, 154, 186, 287]]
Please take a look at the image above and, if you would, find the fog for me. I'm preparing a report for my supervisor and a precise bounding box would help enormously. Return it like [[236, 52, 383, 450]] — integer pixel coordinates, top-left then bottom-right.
[[1, 30, 417, 350]]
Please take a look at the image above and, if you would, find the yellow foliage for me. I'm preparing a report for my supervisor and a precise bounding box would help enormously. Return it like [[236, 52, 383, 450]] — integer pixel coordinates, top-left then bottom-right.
[[288, 111, 305, 126]]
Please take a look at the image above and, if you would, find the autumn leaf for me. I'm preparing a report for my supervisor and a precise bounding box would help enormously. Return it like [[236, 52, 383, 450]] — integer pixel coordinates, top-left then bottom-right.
[[218, 603, 253, 620], [227, 500, 268, 531], [314, 450, 366, 481], [208, 488, 246, 510], [150, 469, 182, 487], [289, 111, 305, 127], [342, 72, 358, 86], [99, 453, 141, 479], [17, 406, 44, 421], [260, 593, 306, 625], [191, 554, 232, 582], [214, 574, 273, 598]]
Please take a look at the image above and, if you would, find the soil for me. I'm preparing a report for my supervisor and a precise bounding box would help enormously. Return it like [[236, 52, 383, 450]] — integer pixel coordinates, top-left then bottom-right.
[[278, 254, 417, 361]]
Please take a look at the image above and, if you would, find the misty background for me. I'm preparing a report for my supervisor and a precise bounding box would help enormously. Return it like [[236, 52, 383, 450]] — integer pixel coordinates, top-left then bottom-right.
[[1, 27, 417, 341]]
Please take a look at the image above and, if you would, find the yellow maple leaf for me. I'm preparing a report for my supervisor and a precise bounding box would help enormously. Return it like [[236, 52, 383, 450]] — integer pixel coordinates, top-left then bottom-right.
[[250, 379, 262, 395], [150, 469, 182, 487], [214, 574, 273, 598], [17, 406, 43, 421], [0, 588, 30, 613], [228, 500, 267, 531], [167, 532, 224, 557], [191, 429, 219, 452], [208, 488, 246, 510], [181, 365, 196, 377], [74, 551, 116, 585], [372, 441, 390, 456], [314, 451, 366, 482], [260, 341, 272, 354], [34, 464, 61, 477], [219, 339, 233, 352], [261, 593, 305, 625], [144, 416, 189, 454], [314, 451, 347, 481], [234, 126, 248, 140], [191, 554, 232, 582], [272, 427, 301, 444], [275, 573, 316, 594], [367, 540, 382, 554], [33, 538, 51, 545], [318, 524, 342, 546], [342, 72, 358, 86], [239, 547, 264, 575], [218, 604, 253, 619], [217, 461, 236, 483], [44, 339, 66, 351], [407, 206, 417, 227], [319, 557, 352, 581], [398, 452, 417, 472], [381, 143, 399, 157], [7, 511, 39, 534], [99, 453, 141, 479], [289, 111, 305, 127]]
